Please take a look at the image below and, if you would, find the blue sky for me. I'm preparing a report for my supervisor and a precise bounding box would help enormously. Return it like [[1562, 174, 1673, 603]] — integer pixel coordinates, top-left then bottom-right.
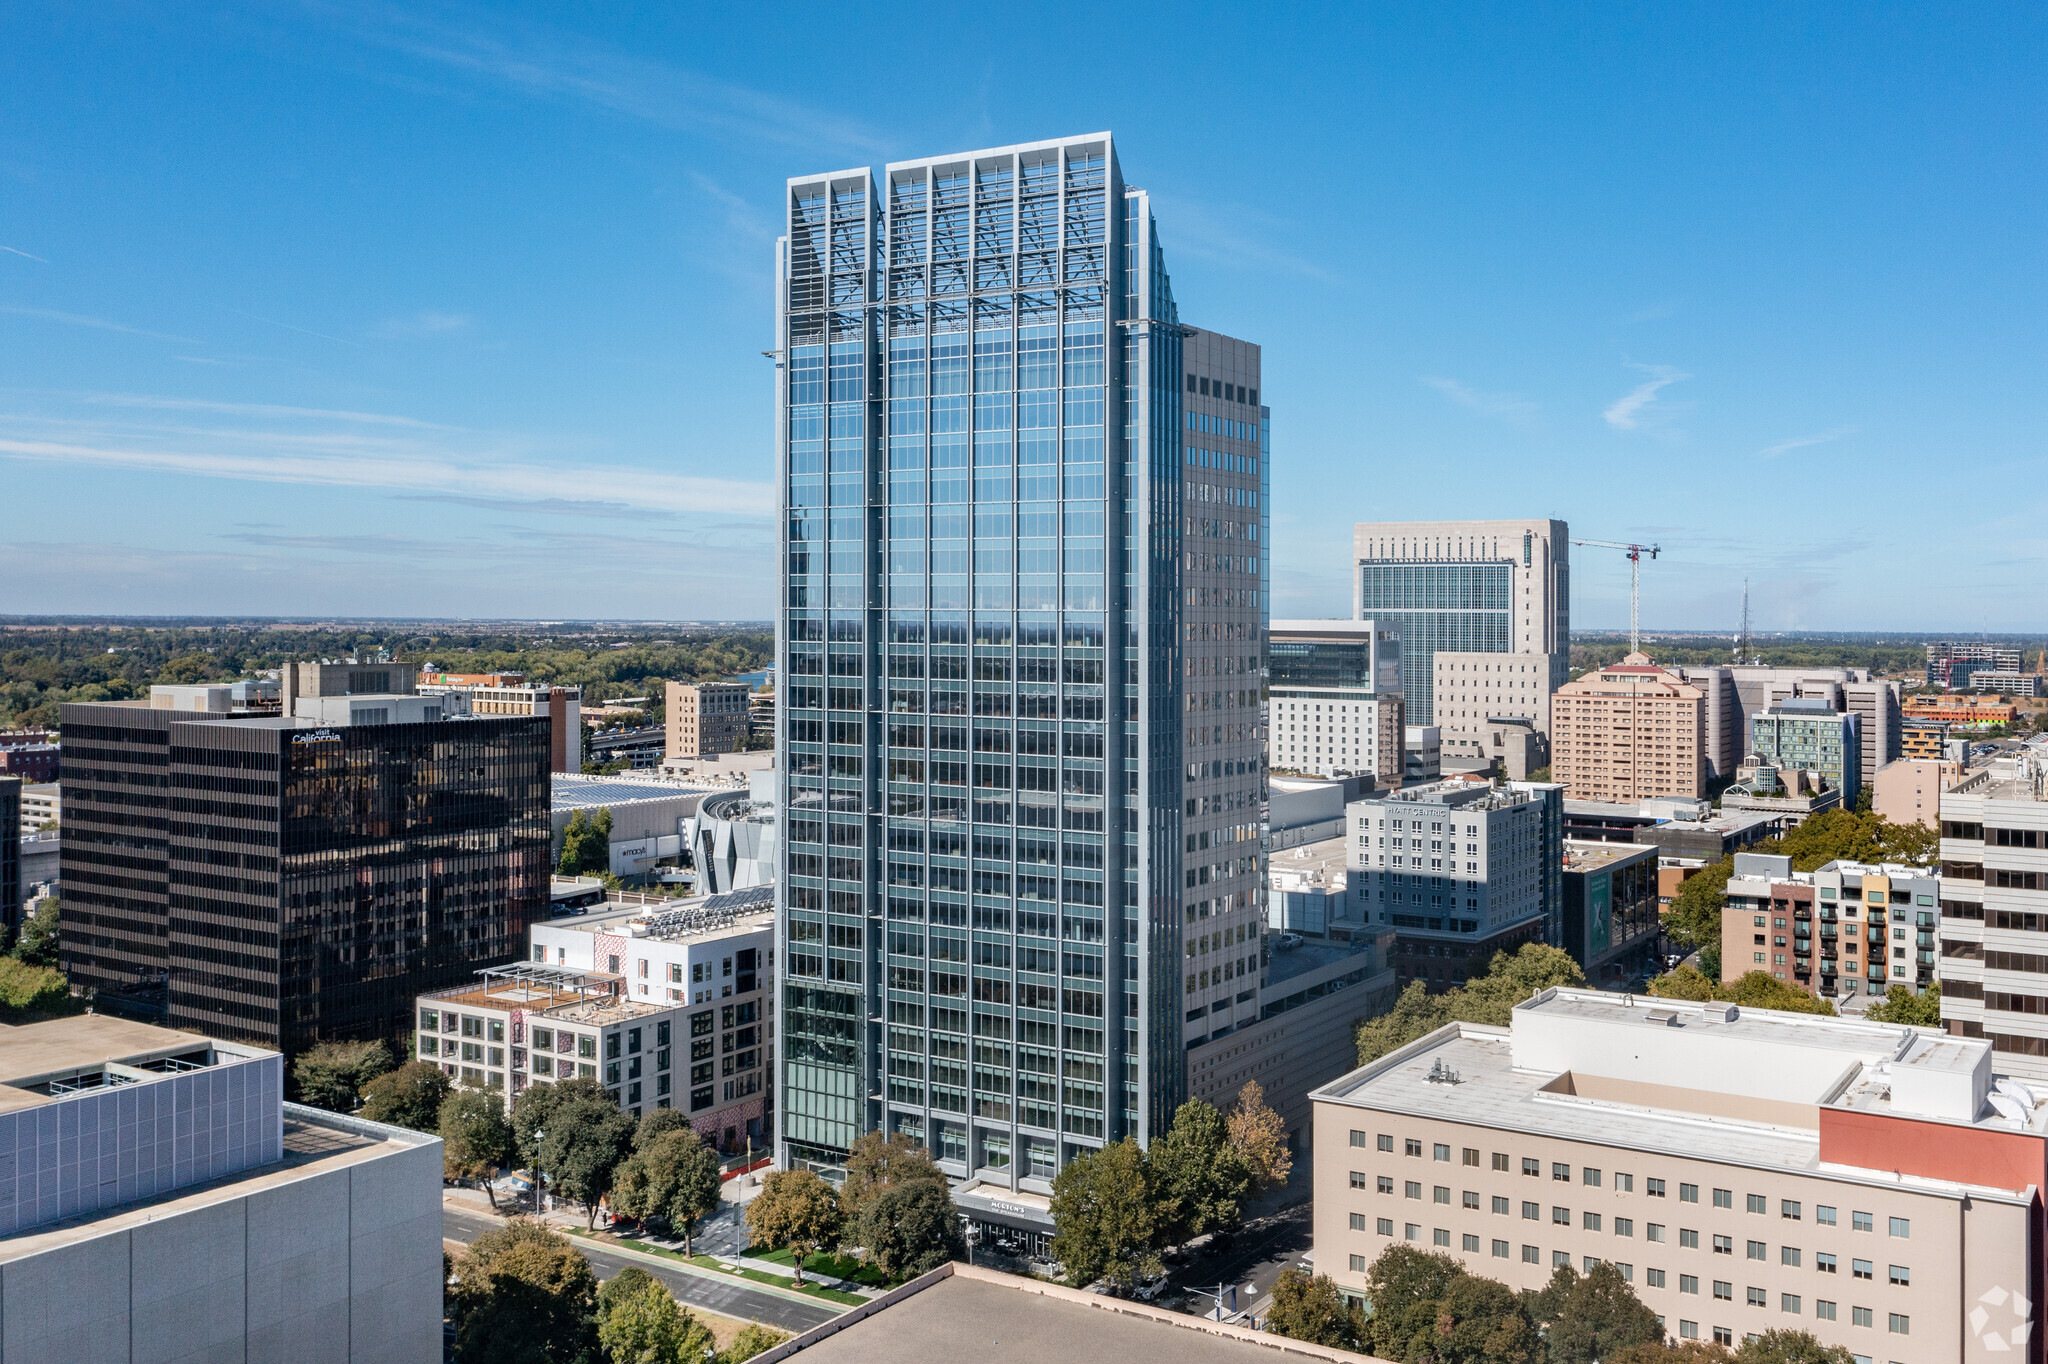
[[2, 3, 2043, 630]]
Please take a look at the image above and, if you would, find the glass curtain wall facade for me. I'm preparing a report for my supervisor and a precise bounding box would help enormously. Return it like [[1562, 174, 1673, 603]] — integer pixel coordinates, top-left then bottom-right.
[[1352, 521, 1569, 726], [57, 701, 549, 1052], [775, 135, 1266, 1186], [167, 717, 551, 1051]]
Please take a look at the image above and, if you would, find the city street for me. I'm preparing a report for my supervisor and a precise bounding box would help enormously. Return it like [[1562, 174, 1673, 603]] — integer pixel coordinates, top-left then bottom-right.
[[1161, 1204, 1314, 1325], [442, 1202, 842, 1334]]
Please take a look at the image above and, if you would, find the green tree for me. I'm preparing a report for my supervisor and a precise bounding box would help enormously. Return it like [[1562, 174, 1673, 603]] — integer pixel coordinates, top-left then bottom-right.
[[1357, 944, 1585, 1066], [442, 1090, 517, 1209], [359, 1060, 454, 1132], [718, 1323, 789, 1364], [13, 897, 60, 968], [558, 808, 616, 877], [293, 1039, 394, 1113], [1665, 858, 1733, 949], [1731, 1330, 1856, 1364], [611, 1127, 724, 1254], [1697, 936, 1724, 981], [1454, 943, 1585, 1022], [1048, 1137, 1160, 1296], [1424, 1274, 1541, 1364], [1648, 963, 1718, 1001], [0, 957, 75, 1019], [1649, 966, 1836, 1015], [1718, 971, 1836, 1015], [1263, 1268, 1365, 1350], [839, 1129, 947, 1217], [450, 1217, 599, 1364], [857, 1178, 967, 1279], [541, 1095, 639, 1230], [1865, 980, 1942, 1026], [1355, 980, 1455, 1065], [513, 1075, 611, 1169], [633, 1106, 696, 1150], [1527, 1262, 1665, 1364], [1607, 1342, 1733, 1364], [594, 1266, 713, 1364], [1149, 1098, 1250, 1247], [1358, 1244, 1467, 1360], [1225, 1080, 1293, 1194], [744, 1169, 845, 1283]]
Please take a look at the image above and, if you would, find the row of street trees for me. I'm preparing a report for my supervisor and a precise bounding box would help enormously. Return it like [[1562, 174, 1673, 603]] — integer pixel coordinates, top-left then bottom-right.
[[739, 1129, 968, 1283], [1046, 1081, 1292, 1294], [448, 1218, 787, 1364], [1269, 1245, 1859, 1364]]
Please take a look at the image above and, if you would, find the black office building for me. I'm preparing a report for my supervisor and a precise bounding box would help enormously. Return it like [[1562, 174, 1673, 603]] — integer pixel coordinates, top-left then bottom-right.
[[1, 775, 19, 930], [62, 700, 550, 1052]]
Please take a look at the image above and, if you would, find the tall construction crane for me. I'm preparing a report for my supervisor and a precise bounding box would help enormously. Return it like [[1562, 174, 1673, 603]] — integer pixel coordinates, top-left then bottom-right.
[[1573, 538, 1661, 655]]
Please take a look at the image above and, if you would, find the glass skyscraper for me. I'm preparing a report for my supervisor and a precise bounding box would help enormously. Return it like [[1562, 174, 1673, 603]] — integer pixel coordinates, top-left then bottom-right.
[[774, 135, 1269, 1189]]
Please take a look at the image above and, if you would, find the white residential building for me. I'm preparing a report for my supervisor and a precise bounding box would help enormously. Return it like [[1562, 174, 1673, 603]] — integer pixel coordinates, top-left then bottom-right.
[[1268, 619, 1403, 783], [417, 888, 775, 1151], [1937, 742, 2048, 1082], [1350, 778, 1564, 988]]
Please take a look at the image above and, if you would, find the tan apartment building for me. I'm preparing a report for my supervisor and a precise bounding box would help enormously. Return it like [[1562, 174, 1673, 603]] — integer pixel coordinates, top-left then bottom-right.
[[1314, 988, 2044, 1362], [1873, 757, 1962, 829], [666, 681, 751, 759], [1551, 654, 1706, 801]]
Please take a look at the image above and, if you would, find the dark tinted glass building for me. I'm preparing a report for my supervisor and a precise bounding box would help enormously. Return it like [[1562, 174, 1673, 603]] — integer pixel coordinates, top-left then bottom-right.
[[0, 776, 18, 929], [62, 699, 550, 1052]]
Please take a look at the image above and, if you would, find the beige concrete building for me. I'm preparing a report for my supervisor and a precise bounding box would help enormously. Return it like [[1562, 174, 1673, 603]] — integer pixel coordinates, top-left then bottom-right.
[[1433, 651, 1559, 774], [1873, 757, 1962, 829], [1314, 987, 2044, 1361], [1551, 654, 1706, 801], [667, 680, 751, 759]]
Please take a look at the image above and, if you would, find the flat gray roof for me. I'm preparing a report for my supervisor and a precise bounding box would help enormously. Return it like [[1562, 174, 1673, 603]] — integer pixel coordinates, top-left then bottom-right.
[[771, 1266, 1378, 1364], [0, 1109, 429, 1264]]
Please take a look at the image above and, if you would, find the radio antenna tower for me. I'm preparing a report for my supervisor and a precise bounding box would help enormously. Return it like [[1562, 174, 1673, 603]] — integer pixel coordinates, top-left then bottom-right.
[[1735, 580, 1752, 665]]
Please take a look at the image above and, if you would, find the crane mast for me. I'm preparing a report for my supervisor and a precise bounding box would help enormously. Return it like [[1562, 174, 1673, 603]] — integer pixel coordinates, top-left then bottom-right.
[[1572, 538, 1661, 655]]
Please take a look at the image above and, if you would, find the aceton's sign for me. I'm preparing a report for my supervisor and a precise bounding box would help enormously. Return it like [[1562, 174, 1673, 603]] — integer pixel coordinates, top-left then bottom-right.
[[291, 729, 343, 745]]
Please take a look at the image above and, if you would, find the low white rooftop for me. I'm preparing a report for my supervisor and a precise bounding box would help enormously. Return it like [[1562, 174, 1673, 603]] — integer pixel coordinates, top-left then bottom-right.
[[1314, 987, 2046, 1201]]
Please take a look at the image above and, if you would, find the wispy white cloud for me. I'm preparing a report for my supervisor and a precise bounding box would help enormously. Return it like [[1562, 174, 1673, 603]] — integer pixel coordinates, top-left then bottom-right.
[[0, 397, 771, 518], [318, 4, 887, 153], [209, 303, 364, 348], [0, 305, 198, 344], [73, 392, 457, 430], [1758, 425, 1857, 458], [1618, 301, 1678, 325], [1422, 376, 1538, 422], [0, 431, 770, 517], [1603, 363, 1690, 430], [395, 492, 676, 521], [0, 245, 47, 263], [1145, 194, 1338, 283], [376, 310, 473, 339]]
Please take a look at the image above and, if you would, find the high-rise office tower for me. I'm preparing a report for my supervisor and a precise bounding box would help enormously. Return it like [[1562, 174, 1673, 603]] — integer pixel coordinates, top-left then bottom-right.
[[61, 690, 550, 1051], [774, 135, 1268, 1185], [1351, 519, 1568, 725]]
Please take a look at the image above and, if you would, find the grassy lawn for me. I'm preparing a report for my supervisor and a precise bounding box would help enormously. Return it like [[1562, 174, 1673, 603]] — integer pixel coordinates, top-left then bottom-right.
[[566, 1229, 867, 1307], [751, 1245, 892, 1288]]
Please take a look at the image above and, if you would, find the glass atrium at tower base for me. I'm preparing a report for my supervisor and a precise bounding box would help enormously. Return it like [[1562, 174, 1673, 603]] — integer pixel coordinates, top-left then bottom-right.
[[773, 134, 1270, 1191]]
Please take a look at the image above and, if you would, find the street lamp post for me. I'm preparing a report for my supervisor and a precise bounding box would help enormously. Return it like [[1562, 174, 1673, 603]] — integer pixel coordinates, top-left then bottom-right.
[[532, 1129, 544, 1220]]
